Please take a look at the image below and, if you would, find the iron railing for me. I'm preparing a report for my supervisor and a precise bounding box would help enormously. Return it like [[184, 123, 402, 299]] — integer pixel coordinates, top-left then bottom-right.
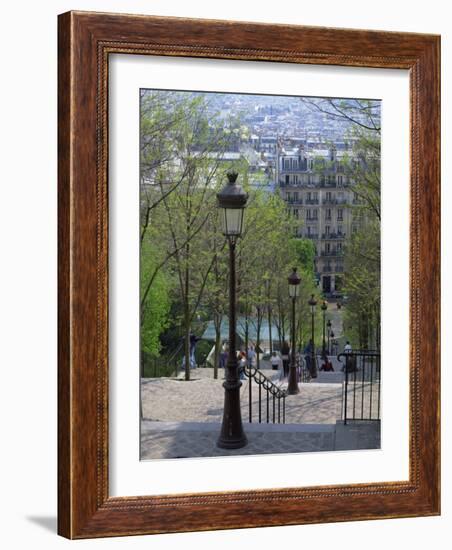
[[142, 340, 183, 378], [297, 355, 312, 383], [320, 250, 343, 257], [338, 351, 381, 424], [243, 365, 288, 424], [145, 355, 180, 378], [321, 232, 346, 240]]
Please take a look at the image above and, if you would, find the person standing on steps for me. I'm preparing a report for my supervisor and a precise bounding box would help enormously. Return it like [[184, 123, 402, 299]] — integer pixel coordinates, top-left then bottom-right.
[[281, 340, 290, 378], [247, 345, 257, 368], [270, 351, 281, 371]]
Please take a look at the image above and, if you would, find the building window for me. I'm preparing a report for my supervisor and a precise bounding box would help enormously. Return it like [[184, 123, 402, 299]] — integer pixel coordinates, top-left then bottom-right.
[[293, 191, 299, 202], [337, 209, 343, 221], [326, 208, 331, 220], [338, 224, 343, 235], [338, 175, 343, 185], [306, 209, 311, 220], [293, 209, 299, 219], [313, 209, 318, 220], [325, 225, 330, 235]]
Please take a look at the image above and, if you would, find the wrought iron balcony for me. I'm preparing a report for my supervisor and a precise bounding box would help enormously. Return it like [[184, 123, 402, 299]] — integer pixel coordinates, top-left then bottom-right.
[[305, 199, 319, 205], [320, 250, 343, 257], [287, 199, 303, 205], [321, 232, 346, 240], [322, 197, 348, 205]]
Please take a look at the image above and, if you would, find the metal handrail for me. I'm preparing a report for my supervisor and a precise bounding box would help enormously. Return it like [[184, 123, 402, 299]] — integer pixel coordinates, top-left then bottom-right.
[[243, 365, 288, 424], [337, 351, 381, 424]]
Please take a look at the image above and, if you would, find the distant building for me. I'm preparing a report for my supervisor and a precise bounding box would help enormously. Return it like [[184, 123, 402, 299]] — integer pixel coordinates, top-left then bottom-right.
[[276, 143, 359, 295]]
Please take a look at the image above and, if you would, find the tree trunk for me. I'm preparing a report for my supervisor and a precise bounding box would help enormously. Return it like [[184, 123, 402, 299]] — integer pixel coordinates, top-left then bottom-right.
[[256, 308, 261, 370], [184, 239, 190, 381], [184, 317, 191, 381], [267, 305, 273, 355], [214, 326, 221, 380]]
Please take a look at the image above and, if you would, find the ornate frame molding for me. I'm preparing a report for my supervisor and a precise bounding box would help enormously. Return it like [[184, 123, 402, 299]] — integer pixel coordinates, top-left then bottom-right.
[[58, 11, 440, 538]]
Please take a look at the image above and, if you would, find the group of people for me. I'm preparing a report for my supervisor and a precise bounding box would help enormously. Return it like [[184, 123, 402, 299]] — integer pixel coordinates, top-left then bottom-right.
[[219, 343, 258, 379], [217, 339, 354, 378], [267, 339, 354, 378]]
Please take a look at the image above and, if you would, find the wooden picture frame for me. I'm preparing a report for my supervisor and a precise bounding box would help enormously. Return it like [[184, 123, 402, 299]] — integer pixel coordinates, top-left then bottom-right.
[[58, 11, 440, 539]]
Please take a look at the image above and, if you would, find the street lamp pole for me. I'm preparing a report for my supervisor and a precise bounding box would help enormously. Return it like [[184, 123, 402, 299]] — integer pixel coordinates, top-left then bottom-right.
[[327, 319, 332, 355], [321, 300, 328, 355], [265, 278, 273, 356], [287, 268, 301, 394], [217, 172, 248, 449], [308, 294, 318, 377]]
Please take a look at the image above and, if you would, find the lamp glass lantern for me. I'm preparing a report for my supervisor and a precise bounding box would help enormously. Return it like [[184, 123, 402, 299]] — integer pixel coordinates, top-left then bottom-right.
[[288, 267, 301, 298], [308, 294, 317, 313], [217, 172, 248, 238]]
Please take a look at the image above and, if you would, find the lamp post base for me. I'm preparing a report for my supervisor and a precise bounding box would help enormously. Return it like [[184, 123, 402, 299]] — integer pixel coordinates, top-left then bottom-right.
[[217, 378, 248, 449], [217, 434, 248, 449]]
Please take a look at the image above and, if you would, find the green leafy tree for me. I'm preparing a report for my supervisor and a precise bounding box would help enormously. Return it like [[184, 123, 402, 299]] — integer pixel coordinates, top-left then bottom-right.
[[140, 248, 171, 366]]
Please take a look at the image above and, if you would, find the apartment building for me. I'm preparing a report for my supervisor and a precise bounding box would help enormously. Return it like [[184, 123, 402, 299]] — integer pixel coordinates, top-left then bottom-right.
[[277, 144, 358, 295]]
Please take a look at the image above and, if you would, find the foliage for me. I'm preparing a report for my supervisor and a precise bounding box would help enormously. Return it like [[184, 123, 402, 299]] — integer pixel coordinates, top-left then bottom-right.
[[140, 91, 248, 379], [140, 246, 171, 357]]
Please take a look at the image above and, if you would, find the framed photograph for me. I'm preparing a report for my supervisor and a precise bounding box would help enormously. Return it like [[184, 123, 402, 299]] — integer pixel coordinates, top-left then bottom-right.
[[58, 11, 440, 538]]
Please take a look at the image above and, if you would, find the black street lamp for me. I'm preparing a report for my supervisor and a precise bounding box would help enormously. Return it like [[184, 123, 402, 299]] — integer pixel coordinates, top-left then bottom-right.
[[321, 300, 328, 355], [327, 319, 332, 354], [287, 268, 301, 394], [216, 172, 248, 449], [308, 294, 318, 377], [265, 278, 273, 355]]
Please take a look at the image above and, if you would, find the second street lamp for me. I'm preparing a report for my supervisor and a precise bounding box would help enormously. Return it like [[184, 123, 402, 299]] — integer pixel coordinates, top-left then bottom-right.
[[288, 268, 301, 394], [321, 300, 328, 355], [308, 294, 318, 378], [216, 172, 248, 449]]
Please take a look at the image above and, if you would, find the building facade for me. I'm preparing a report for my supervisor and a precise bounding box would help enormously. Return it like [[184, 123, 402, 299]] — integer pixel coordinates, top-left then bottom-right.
[[277, 144, 358, 296]]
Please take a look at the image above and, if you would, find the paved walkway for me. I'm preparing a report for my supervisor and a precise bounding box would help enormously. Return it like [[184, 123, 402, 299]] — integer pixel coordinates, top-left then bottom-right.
[[140, 419, 380, 459], [141, 421, 336, 459], [140, 365, 380, 459], [141, 368, 342, 425]]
